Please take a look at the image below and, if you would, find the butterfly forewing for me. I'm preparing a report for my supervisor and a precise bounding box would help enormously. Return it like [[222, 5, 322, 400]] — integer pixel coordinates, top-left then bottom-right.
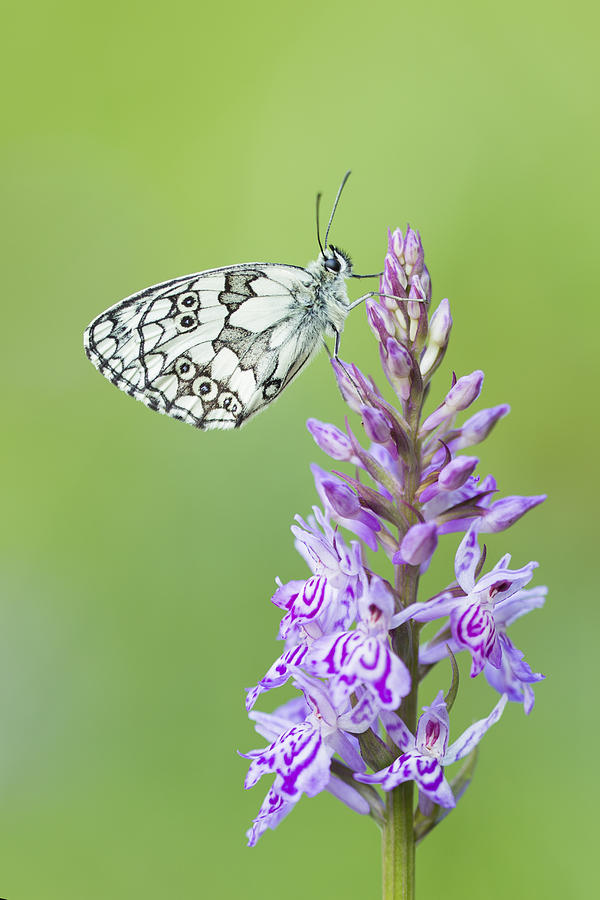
[[84, 262, 343, 430]]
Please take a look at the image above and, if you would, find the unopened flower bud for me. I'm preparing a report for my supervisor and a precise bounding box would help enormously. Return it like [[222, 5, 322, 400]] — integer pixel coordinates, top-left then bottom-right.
[[307, 419, 354, 461], [366, 298, 394, 343], [390, 227, 405, 260], [420, 265, 432, 302], [331, 359, 364, 413], [478, 495, 546, 533], [429, 298, 452, 346], [386, 338, 412, 377], [438, 456, 479, 490], [382, 338, 413, 401], [382, 255, 407, 300], [421, 371, 484, 433], [407, 294, 427, 343], [457, 404, 510, 448], [393, 522, 439, 566], [322, 479, 361, 518], [361, 406, 392, 444], [445, 370, 484, 413], [403, 228, 424, 272], [420, 299, 452, 377]]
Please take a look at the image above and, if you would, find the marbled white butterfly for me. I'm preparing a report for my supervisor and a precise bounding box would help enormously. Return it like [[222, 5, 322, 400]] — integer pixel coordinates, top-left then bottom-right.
[[83, 173, 372, 430]]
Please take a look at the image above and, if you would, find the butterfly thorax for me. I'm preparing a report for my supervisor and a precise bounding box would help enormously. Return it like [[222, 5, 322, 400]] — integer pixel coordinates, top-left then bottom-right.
[[302, 247, 353, 337]]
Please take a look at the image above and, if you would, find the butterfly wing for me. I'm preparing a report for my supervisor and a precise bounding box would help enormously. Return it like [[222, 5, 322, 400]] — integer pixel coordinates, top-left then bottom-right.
[[84, 264, 324, 430]]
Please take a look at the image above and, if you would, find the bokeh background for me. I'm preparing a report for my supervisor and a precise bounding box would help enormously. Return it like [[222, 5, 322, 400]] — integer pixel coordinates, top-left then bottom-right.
[[1, 0, 597, 897]]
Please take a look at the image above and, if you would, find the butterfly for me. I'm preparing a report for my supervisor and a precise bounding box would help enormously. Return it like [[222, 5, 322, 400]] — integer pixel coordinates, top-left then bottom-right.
[[83, 173, 373, 430]]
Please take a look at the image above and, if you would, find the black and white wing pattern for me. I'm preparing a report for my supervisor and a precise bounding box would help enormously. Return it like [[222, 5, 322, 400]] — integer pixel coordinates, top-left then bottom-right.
[[84, 256, 352, 430]]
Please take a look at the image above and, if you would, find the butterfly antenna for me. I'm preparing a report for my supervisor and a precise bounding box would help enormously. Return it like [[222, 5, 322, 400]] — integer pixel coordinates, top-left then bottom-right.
[[324, 170, 351, 251], [351, 270, 383, 279], [315, 191, 325, 255]]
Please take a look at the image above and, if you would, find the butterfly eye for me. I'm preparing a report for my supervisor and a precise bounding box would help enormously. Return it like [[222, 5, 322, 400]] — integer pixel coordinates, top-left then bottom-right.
[[176, 312, 197, 332], [177, 292, 199, 312], [175, 357, 196, 380], [193, 376, 218, 400], [324, 255, 341, 273], [218, 392, 241, 415]]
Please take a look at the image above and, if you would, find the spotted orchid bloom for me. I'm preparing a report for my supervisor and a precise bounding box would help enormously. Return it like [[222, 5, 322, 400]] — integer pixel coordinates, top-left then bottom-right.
[[245, 507, 368, 712], [244, 675, 383, 846], [419, 582, 547, 712], [292, 504, 368, 614], [306, 576, 411, 710], [242, 222, 546, 888], [355, 691, 507, 812], [392, 525, 541, 677]]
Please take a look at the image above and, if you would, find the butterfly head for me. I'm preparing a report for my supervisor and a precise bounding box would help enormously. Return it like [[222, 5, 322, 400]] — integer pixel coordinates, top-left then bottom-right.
[[319, 245, 353, 278]]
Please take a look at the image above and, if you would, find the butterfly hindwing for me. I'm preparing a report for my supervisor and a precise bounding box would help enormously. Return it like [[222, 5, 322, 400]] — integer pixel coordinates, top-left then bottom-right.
[[84, 263, 325, 430]]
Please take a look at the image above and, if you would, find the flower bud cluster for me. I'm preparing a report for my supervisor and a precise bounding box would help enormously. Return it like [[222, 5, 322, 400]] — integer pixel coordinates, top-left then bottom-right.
[[242, 225, 546, 847], [375, 226, 457, 380], [378, 227, 431, 350]]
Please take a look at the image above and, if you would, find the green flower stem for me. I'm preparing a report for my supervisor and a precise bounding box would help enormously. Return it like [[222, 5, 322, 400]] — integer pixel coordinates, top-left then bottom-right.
[[382, 780, 415, 900], [383, 593, 420, 899], [381, 375, 424, 900]]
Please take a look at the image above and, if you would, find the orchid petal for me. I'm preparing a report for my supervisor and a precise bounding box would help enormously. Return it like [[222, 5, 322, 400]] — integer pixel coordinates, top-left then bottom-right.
[[454, 525, 482, 593], [245, 644, 309, 711], [326, 775, 371, 814], [391, 592, 460, 629], [493, 585, 547, 628], [310, 630, 412, 709], [356, 752, 455, 809], [244, 722, 333, 801], [246, 787, 294, 847], [380, 710, 416, 752], [443, 694, 508, 765]]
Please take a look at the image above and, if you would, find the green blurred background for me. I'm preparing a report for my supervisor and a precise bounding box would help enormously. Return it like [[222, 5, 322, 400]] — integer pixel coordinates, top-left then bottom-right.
[[1, 0, 597, 897]]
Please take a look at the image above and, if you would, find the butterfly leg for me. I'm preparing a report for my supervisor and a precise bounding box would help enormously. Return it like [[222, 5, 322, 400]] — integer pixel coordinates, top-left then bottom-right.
[[329, 291, 380, 360], [333, 329, 341, 358], [332, 291, 375, 358], [377, 292, 426, 305], [348, 291, 375, 311]]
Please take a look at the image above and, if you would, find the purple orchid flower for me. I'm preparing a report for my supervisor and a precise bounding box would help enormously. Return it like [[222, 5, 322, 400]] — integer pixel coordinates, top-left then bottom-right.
[[307, 576, 411, 710], [292, 506, 366, 607], [245, 508, 369, 711], [244, 676, 381, 845], [355, 691, 507, 813], [419, 591, 547, 715], [420, 580, 547, 713], [393, 525, 541, 677]]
